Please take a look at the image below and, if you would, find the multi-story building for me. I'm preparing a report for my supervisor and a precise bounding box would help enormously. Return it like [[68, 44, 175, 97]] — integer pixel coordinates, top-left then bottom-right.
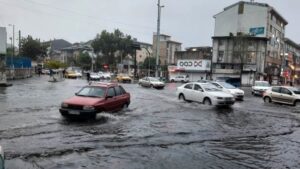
[[283, 38, 300, 85], [135, 42, 152, 64], [152, 33, 182, 66], [212, 1, 288, 85], [169, 47, 212, 81]]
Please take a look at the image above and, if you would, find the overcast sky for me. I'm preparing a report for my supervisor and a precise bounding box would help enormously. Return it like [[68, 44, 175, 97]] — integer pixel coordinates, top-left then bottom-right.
[[0, 0, 299, 48]]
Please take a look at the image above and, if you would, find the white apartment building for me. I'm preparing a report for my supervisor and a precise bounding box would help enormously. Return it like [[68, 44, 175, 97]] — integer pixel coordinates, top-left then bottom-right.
[[212, 1, 288, 85]]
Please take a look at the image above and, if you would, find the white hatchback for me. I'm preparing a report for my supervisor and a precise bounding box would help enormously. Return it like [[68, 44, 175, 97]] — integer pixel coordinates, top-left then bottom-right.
[[176, 82, 235, 106], [211, 81, 245, 100]]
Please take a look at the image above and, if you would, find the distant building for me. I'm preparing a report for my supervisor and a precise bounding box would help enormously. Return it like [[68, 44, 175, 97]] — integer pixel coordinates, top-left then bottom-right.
[[168, 47, 212, 81], [135, 42, 152, 64], [0, 27, 6, 55], [152, 33, 182, 66], [43, 39, 72, 62], [212, 1, 288, 85], [283, 38, 300, 85]]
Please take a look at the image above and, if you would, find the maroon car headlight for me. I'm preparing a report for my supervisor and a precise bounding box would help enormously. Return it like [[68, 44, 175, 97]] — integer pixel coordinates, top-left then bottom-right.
[[83, 106, 95, 110], [61, 103, 68, 108]]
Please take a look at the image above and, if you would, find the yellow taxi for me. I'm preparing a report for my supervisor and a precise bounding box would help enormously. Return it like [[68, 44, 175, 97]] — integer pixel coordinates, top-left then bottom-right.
[[65, 70, 78, 79], [116, 74, 132, 83]]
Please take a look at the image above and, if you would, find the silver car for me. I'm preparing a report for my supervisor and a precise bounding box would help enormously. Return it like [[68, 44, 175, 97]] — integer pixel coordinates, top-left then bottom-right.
[[263, 86, 300, 107], [138, 77, 165, 89]]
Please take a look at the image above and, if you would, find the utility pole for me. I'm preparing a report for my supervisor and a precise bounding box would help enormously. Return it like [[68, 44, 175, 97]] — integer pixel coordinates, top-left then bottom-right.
[[18, 30, 21, 55], [155, 0, 164, 78]]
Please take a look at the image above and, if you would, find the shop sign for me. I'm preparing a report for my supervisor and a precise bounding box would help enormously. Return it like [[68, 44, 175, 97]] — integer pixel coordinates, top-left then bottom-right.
[[177, 60, 211, 71]]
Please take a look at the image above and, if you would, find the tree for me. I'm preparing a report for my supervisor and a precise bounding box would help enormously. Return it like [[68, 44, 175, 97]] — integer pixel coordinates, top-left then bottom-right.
[[92, 29, 134, 69], [142, 57, 156, 70], [45, 60, 67, 69], [20, 36, 47, 60], [77, 52, 92, 70]]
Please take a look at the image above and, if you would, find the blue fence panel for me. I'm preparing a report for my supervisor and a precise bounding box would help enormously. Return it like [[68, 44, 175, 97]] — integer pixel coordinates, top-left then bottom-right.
[[6, 56, 32, 68]]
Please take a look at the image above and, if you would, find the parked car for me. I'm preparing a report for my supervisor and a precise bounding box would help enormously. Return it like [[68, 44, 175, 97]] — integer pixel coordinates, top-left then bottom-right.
[[74, 71, 83, 78], [116, 74, 132, 83], [176, 82, 235, 106], [41, 69, 50, 75], [60, 82, 131, 118], [90, 73, 101, 81], [211, 81, 244, 100], [138, 77, 165, 89], [263, 86, 300, 107], [252, 81, 271, 96], [0, 145, 4, 169], [170, 75, 189, 83]]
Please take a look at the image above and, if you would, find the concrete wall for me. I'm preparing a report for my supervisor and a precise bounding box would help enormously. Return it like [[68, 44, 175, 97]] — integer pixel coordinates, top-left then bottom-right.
[[6, 68, 34, 80], [214, 3, 268, 37], [0, 27, 6, 54]]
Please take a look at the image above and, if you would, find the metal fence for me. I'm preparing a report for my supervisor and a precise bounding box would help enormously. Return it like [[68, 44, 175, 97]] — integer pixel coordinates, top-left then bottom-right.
[[6, 68, 34, 80], [6, 56, 32, 68]]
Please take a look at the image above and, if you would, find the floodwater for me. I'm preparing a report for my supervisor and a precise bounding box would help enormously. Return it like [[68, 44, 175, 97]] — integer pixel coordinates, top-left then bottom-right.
[[0, 76, 300, 169]]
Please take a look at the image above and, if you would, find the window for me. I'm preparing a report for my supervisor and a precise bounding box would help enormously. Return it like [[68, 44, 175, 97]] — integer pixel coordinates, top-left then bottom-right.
[[218, 51, 224, 62], [238, 2, 244, 14], [184, 84, 193, 89], [272, 87, 280, 93], [212, 83, 222, 89], [114, 86, 122, 96], [194, 84, 203, 91], [107, 88, 116, 97], [219, 40, 224, 46], [77, 86, 106, 97], [281, 88, 292, 95], [119, 86, 126, 94]]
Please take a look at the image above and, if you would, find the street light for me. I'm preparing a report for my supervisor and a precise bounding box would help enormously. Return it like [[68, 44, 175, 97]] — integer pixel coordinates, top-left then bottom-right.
[[8, 24, 15, 69]]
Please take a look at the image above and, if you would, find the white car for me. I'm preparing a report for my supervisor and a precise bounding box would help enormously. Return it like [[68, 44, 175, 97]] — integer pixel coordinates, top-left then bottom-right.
[[98, 72, 111, 79], [170, 75, 189, 83], [252, 81, 271, 96], [0, 145, 4, 169], [138, 77, 165, 89], [74, 71, 82, 78], [176, 82, 235, 106], [211, 81, 244, 100], [90, 73, 101, 81]]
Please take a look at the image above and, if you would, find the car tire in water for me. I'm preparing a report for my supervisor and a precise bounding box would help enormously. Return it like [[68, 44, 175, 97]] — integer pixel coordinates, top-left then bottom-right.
[[294, 101, 300, 107], [123, 103, 128, 110], [203, 98, 212, 105], [264, 97, 272, 103], [179, 94, 186, 101], [150, 84, 153, 88]]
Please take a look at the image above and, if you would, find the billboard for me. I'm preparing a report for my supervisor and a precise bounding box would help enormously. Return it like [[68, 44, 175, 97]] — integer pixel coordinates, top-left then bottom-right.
[[249, 27, 265, 36], [177, 60, 211, 71], [0, 27, 7, 54]]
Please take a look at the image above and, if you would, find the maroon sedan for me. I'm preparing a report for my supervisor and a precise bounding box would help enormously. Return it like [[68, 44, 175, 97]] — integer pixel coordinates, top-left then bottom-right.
[[60, 82, 130, 118]]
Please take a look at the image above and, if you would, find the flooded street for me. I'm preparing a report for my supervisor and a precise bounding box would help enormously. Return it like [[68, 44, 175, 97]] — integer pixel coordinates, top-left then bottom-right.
[[1, 77, 300, 169]]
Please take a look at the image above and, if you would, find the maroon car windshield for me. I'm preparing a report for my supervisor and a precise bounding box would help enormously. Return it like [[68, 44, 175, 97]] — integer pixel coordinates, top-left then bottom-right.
[[77, 86, 106, 98]]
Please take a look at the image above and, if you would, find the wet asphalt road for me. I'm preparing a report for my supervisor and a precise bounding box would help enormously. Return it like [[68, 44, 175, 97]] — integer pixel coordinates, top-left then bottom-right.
[[1, 76, 300, 169]]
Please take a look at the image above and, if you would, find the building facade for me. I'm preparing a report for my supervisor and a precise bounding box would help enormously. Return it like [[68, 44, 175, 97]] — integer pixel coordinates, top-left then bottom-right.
[[212, 1, 288, 85], [168, 47, 212, 81], [283, 38, 300, 85], [136, 42, 152, 64], [152, 33, 182, 66]]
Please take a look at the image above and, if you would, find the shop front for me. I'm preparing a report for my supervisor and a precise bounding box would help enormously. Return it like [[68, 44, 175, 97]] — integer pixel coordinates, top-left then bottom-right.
[[168, 59, 211, 82]]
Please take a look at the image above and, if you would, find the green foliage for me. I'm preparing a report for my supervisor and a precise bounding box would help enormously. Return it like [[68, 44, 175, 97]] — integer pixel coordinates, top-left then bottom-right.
[[78, 52, 92, 70], [142, 57, 156, 70], [20, 36, 47, 60], [45, 60, 67, 69], [92, 29, 135, 68], [6, 47, 13, 56]]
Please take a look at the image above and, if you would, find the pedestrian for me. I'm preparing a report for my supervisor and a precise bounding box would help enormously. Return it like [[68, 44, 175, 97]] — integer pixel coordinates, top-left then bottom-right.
[[87, 71, 90, 82], [49, 69, 53, 77], [38, 67, 42, 77], [62, 69, 66, 78]]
